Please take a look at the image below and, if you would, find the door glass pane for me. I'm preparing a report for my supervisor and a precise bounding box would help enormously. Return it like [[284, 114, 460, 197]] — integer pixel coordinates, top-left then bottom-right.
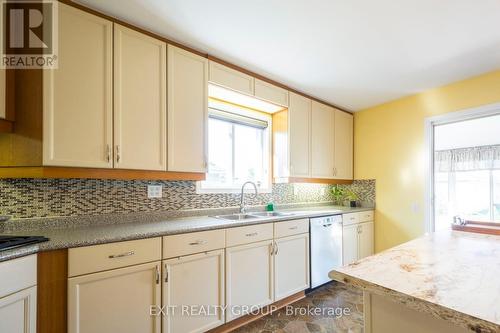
[[494, 170, 500, 222], [454, 170, 490, 221], [204, 118, 233, 188]]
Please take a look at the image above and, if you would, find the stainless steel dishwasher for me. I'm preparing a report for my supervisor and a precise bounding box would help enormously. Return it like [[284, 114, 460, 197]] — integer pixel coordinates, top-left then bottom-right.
[[310, 215, 343, 288]]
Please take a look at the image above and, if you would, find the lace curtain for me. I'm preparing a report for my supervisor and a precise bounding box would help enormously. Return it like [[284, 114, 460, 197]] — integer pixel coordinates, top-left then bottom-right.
[[435, 144, 500, 172]]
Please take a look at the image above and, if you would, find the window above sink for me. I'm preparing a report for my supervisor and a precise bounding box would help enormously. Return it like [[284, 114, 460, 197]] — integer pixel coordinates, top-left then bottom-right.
[[197, 86, 274, 194]]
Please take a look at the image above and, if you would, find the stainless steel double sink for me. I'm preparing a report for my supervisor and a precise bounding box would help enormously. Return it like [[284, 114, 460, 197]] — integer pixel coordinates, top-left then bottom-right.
[[214, 211, 295, 221]]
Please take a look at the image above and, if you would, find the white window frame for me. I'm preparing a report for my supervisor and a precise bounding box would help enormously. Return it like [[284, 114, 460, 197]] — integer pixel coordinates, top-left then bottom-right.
[[424, 102, 500, 232], [196, 104, 273, 194]]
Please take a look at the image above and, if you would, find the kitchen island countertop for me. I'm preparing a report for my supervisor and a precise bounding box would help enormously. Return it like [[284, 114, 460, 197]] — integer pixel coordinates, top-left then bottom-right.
[[329, 230, 500, 333]]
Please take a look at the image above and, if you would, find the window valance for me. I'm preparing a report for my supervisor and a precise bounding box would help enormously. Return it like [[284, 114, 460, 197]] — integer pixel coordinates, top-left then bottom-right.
[[435, 144, 500, 172]]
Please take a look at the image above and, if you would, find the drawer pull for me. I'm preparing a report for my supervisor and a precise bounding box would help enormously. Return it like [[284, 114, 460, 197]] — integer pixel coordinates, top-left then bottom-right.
[[245, 232, 258, 237], [108, 251, 135, 259], [188, 240, 208, 246], [289, 226, 298, 230]]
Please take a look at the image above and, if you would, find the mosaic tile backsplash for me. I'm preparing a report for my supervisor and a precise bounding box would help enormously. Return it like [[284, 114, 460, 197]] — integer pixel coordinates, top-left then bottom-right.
[[0, 179, 375, 219]]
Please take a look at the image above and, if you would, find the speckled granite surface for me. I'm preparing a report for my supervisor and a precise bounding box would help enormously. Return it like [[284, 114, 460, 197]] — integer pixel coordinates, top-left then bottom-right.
[[0, 205, 373, 262], [329, 231, 500, 333]]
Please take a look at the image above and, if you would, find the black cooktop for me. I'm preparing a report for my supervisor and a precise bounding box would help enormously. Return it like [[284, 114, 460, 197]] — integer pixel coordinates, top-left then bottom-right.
[[0, 235, 49, 251]]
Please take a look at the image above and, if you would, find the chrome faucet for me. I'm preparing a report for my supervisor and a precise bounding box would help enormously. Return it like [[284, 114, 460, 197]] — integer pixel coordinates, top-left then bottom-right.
[[239, 181, 258, 213]]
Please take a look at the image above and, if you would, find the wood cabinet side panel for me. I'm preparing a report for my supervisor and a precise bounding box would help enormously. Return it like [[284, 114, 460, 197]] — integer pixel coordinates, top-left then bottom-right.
[[37, 249, 68, 333]]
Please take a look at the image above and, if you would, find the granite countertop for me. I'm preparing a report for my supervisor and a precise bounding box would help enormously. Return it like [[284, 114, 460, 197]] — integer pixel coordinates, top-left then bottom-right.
[[0, 205, 372, 262], [329, 230, 500, 333]]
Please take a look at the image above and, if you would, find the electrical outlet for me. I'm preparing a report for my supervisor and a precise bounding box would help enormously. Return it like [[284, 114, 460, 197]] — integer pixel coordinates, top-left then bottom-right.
[[147, 185, 162, 198], [293, 185, 299, 196]]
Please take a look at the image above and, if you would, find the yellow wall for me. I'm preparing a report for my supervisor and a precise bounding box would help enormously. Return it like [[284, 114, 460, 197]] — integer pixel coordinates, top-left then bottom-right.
[[354, 70, 500, 251]]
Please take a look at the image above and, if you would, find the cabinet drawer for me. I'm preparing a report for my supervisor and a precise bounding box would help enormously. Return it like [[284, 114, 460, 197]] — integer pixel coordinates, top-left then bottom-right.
[[163, 230, 225, 259], [226, 223, 273, 247], [209, 61, 254, 95], [0, 254, 37, 298], [274, 219, 309, 238], [359, 210, 374, 222], [68, 238, 161, 277], [343, 213, 359, 226]]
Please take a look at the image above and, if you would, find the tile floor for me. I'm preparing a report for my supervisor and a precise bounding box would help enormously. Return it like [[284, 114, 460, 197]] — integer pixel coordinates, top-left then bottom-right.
[[232, 282, 364, 333]]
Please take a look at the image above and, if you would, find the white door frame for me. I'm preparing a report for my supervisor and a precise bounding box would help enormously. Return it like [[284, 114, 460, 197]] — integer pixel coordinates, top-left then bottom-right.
[[424, 102, 500, 233]]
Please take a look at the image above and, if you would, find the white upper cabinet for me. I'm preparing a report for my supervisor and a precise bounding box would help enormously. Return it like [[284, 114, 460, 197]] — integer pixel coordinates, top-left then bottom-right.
[[43, 3, 113, 168], [167, 45, 208, 173], [311, 101, 335, 178], [254, 79, 289, 107], [288, 92, 311, 177], [209, 61, 254, 95], [334, 110, 353, 179], [275, 94, 354, 181], [114, 24, 167, 171]]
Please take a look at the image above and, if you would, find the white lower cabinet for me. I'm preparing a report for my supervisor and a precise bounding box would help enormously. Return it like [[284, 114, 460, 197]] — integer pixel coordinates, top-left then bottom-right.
[[359, 222, 374, 259], [225, 225, 310, 322], [225, 240, 274, 321], [0, 286, 37, 333], [342, 214, 375, 265], [65, 221, 313, 331], [162, 250, 225, 333], [342, 224, 359, 266], [0, 254, 37, 333], [68, 261, 162, 333], [274, 233, 310, 300]]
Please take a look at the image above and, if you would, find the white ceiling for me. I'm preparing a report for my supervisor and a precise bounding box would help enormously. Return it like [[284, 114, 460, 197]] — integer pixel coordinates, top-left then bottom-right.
[[435, 114, 500, 150], [76, 0, 500, 111]]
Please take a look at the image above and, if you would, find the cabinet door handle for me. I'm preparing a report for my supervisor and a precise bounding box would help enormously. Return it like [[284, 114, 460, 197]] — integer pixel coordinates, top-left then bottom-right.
[[289, 226, 298, 230], [155, 265, 160, 284], [189, 240, 208, 246], [106, 144, 111, 162], [274, 241, 278, 255], [108, 250, 135, 259], [245, 232, 258, 237], [115, 145, 121, 163], [269, 243, 275, 256], [164, 264, 169, 283]]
